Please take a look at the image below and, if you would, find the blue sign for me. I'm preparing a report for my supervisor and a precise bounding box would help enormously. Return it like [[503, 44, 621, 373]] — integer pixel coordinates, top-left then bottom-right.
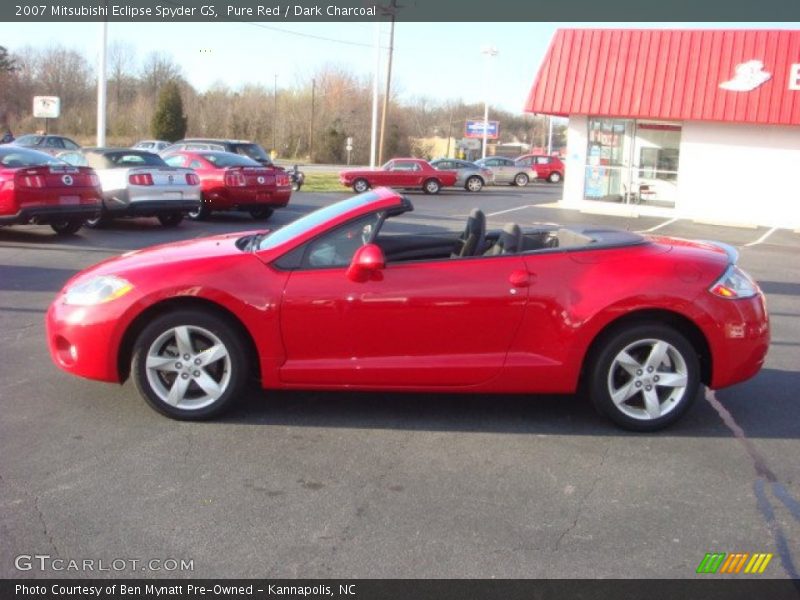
[[465, 120, 499, 139]]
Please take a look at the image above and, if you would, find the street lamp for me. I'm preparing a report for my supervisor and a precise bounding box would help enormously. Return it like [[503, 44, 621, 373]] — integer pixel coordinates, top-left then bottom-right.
[[480, 44, 498, 159]]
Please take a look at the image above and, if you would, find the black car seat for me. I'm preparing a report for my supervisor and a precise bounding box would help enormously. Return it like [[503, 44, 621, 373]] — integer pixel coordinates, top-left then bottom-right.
[[485, 223, 523, 256], [452, 208, 486, 257]]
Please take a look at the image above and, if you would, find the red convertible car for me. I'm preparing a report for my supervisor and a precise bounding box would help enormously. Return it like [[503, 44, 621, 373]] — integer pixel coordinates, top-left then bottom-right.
[[46, 187, 769, 431], [340, 158, 458, 195]]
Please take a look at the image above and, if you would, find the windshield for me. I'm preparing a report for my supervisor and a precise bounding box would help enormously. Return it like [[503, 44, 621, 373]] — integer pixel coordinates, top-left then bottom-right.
[[0, 147, 64, 167], [235, 144, 271, 163], [256, 191, 383, 251], [201, 152, 261, 168]]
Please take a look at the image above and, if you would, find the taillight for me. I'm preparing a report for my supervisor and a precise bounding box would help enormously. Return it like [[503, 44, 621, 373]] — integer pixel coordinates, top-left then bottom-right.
[[185, 173, 200, 185], [276, 173, 289, 186], [129, 173, 154, 186], [18, 174, 46, 188], [709, 265, 759, 299], [225, 170, 246, 187], [89, 173, 100, 187]]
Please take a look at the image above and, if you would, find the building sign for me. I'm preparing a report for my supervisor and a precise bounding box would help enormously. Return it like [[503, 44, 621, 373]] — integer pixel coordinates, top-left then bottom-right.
[[33, 96, 61, 119], [465, 120, 499, 139], [719, 60, 772, 92]]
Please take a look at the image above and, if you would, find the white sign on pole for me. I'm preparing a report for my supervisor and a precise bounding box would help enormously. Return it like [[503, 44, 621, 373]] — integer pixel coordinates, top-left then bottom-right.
[[33, 96, 61, 119]]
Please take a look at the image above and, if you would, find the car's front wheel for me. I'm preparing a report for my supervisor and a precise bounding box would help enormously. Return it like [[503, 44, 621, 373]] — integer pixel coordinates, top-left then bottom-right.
[[465, 175, 483, 192], [131, 309, 249, 420], [548, 172, 562, 184], [514, 173, 529, 187], [84, 211, 110, 228], [50, 219, 84, 235], [587, 323, 700, 431], [353, 179, 370, 194]]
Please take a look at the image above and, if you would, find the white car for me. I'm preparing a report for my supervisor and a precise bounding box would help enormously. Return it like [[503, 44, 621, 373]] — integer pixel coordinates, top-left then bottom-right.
[[132, 140, 172, 153], [59, 148, 201, 228]]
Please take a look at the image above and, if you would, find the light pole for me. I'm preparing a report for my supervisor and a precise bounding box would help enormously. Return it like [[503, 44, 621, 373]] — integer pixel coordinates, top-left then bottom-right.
[[480, 44, 497, 159], [96, 19, 108, 147], [272, 73, 278, 156]]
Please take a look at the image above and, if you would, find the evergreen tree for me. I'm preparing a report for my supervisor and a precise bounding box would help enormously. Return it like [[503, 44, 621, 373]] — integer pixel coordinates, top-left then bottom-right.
[[151, 81, 187, 141]]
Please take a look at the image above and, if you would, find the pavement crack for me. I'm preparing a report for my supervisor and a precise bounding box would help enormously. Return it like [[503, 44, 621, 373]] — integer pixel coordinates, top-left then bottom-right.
[[32, 492, 61, 557], [553, 442, 610, 552]]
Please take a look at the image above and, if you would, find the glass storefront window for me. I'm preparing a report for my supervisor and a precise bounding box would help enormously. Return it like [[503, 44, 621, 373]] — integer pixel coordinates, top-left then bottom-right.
[[585, 118, 681, 206]]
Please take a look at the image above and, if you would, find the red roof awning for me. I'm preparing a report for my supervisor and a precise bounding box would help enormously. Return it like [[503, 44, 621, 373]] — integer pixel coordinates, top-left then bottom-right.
[[525, 29, 800, 126]]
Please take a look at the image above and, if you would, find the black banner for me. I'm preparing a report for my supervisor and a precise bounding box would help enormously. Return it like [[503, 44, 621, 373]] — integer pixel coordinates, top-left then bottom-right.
[[3, 0, 800, 22], [3, 579, 800, 600]]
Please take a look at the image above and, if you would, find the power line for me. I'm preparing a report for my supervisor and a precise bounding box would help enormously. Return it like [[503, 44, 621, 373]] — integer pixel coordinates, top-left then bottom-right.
[[240, 21, 393, 50]]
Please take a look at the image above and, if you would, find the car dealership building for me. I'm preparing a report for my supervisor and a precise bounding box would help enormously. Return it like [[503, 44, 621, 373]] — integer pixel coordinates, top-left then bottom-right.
[[525, 28, 800, 229]]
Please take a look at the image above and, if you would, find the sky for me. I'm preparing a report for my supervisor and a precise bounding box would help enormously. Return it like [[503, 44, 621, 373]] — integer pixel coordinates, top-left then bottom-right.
[[2, 21, 799, 114]]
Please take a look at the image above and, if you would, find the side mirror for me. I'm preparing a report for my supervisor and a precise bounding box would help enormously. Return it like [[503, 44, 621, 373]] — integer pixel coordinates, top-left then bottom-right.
[[347, 243, 385, 282]]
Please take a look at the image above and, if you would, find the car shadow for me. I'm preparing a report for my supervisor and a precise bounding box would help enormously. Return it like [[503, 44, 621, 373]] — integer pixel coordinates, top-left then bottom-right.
[[215, 368, 800, 439]]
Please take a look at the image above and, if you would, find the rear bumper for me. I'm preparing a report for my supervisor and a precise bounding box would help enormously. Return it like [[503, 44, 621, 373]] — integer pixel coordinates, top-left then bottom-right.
[[0, 203, 100, 225], [210, 188, 292, 210], [106, 200, 201, 216]]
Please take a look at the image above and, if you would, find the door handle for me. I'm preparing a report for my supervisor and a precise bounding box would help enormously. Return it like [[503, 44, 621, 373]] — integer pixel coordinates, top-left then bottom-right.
[[509, 270, 531, 288]]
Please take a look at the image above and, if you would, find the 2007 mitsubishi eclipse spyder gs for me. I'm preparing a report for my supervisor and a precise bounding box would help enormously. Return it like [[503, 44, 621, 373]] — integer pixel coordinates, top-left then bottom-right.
[[46, 187, 769, 431]]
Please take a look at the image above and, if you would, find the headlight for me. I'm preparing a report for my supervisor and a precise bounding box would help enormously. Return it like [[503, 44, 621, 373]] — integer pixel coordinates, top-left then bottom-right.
[[64, 275, 134, 306], [709, 265, 758, 299]]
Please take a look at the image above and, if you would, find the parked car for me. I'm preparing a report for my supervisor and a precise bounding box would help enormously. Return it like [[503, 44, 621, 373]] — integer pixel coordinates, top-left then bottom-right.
[[475, 156, 537, 186], [163, 138, 306, 193], [132, 140, 171, 153], [46, 186, 769, 431], [12, 134, 81, 156], [515, 154, 565, 183], [162, 150, 291, 220], [59, 148, 201, 228], [430, 158, 494, 192], [340, 158, 458, 194], [0, 146, 101, 235]]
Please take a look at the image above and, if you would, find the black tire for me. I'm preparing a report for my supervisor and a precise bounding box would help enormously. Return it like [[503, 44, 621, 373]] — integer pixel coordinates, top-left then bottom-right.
[[548, 171, 562, 184], [157, 212, 184, 227], [423, 178, 441, 195], [353, 179, 370, 194], [84, 211, 110, 229], [131, 309, 250, 420], [50, 219, 84, 235], [587, 323, 700, 432], [514, 173, 529, 187], [291, 181, 302, 192], [187, 203, 210, 221], [249, 207, 274, 220], [465, 175, 483, 192]]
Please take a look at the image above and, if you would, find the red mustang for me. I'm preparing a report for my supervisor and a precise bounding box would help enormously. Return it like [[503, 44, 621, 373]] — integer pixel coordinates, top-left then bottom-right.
[[46, 187, 769, 431], [340, 158, 458, 195], [162, 150, 291, 220]]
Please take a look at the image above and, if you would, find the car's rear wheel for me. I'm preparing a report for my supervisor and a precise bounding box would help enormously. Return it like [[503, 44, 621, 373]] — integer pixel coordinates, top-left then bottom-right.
[[588, 323, 700, 431], [249, 207, 274, 220], [514, 173, 529, 187], [548, 172, 562, 184], [187, 203, 210, 221], [50, 219, 84, 235], [131, 309, 249, 420], [353, 179, 370, 194], [465, 176, 483, 192], [157, 212, 183, 227], [423, 178, 441, 194]]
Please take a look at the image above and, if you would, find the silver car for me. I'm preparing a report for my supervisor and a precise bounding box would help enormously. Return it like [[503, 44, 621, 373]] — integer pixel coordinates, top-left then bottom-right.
[[475, 156, 538, 186], [132, 140, 172, 153], [430, 158, 495, 192], [60, 148, 201, 228]]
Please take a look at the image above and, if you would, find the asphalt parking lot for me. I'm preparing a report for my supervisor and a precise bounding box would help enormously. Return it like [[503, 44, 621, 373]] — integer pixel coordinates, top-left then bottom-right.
[[1, 182, 799, 579]]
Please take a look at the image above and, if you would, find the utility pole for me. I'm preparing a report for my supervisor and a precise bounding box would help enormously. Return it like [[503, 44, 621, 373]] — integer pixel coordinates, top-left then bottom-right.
[[377, 7, 395, 165], [309, 78, 315, 162], [480, 44, 498, 159], [272, 73, 277, 155], [96, 19, 108, 146], [369, 22, 380, 167]]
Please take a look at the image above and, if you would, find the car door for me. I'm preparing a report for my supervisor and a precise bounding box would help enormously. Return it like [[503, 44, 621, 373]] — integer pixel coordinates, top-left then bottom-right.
[[390, 160, 421, 187], [484, 157, 508, 183], [346, 254, 529, 387]]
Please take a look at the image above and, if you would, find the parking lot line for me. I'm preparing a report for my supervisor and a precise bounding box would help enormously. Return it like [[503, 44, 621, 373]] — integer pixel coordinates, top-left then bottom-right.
[[744, 227, 778, 247], [486, 204, 536, 217], [638, 217, 680, 233]]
